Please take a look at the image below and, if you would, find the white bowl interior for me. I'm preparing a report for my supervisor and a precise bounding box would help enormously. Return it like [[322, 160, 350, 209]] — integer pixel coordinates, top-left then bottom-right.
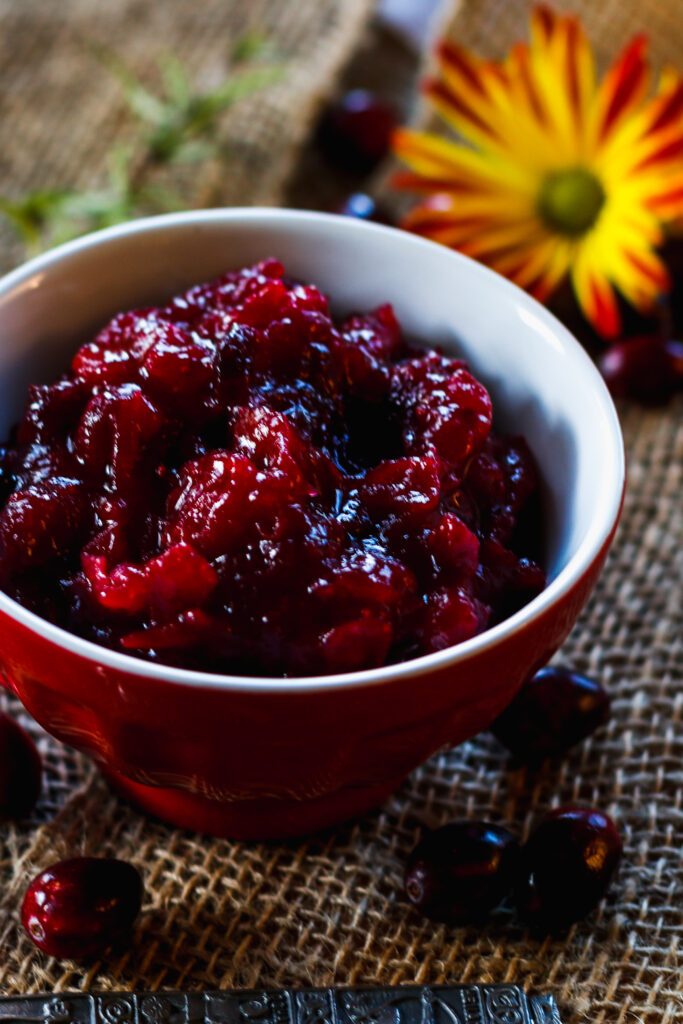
[[0, 210, 622, 590]]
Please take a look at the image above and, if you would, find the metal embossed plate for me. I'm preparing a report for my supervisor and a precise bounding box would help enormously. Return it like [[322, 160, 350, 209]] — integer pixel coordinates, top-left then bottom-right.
[[0, 986, 562, 1024]]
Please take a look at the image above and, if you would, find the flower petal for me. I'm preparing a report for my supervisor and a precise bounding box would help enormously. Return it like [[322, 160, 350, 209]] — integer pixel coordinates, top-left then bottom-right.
[[572, 245, 622, 337], [593, 36, 650, 145], [424, 78, 502, 148]]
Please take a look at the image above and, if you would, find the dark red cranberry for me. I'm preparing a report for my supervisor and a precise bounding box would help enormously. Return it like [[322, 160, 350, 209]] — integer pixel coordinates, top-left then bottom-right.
[[22, 857, 143, 959], [0, 710, 42, 819], [490, 666, 610, 762], [598, 334, 683, 404], [335, 193, 395, 225], [404, 821, 520, 923], [515, 806, 622, 929], [317, 90, 397, 174], [421, 585, 489, 652], [0, 479, 87, 571]]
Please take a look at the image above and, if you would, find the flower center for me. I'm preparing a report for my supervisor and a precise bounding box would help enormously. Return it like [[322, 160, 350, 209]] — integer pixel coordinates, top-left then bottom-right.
[[538, 167, 605, 236]]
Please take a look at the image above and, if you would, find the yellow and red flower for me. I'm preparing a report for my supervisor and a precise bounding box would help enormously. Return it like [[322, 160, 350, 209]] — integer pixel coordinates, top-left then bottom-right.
[[393, 5, 683, 338]]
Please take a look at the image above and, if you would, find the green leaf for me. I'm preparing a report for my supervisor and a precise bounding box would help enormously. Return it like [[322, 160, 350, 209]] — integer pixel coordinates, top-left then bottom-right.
[[136, 182, 186, 213], [92, 43, 168, 125], [121, 79, 169, 127], [145, 63, 281, 161], [105, 145, 135, 194], [146, 119, 188, 162], [0, 190, 74, 250], [170, 139, 216, 164], [0, 189, 72, 224], [158, 53, 191, 108], [202, 64, 283, 113], [230, 31, 268, 65], [60, 190, 117, 218]]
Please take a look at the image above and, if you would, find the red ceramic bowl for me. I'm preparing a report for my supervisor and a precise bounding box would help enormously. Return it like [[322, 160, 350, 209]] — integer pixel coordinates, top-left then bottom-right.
[[0, 210, 625, 838]]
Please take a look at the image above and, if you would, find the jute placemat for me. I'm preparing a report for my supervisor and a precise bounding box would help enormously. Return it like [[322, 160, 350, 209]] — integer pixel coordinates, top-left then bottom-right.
[[1, 2, 682, 1023], [440, 0, 682, 70]]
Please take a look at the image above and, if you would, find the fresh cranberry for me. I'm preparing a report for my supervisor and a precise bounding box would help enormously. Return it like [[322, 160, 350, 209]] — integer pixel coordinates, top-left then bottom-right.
[[598, 334, 683, 404], [22, 857, 143, 959], [490, 666, 610, 761], [404, 821, 520, 923], [515, 806, 623, 929], [317, 90, 397, 174], [335, 193, 395, 225], [0, 710, 42, 819]]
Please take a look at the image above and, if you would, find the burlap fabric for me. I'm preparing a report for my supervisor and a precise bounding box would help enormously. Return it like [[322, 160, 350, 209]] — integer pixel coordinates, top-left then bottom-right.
[[439, 0, 682, 69], [1, 2, 683, 1023]]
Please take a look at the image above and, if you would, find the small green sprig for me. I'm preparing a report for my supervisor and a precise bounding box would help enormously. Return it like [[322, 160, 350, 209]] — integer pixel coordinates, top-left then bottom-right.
[[0, 34, 280, 255], [0, 191, 74, 256]]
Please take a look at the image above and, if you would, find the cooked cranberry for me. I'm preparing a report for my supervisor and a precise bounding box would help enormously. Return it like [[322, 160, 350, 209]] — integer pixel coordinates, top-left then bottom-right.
[[515, 806, 623, 929], [0, 479, 87, 571], [404, 821, 520, 923], [429, 513, 480, 579], [140, 333, 215, 408], [393, 353, 493, 468], [490, 666, 610, 761], [317, 90, 397, 174], [0, 261, 545, 677], [360, 456, 441, 524], [335, 193, 395, 225], [598, 334, 683, 404], [83, 543, 218, 617], [163, 452, 259, 558], [320, 612, 393, 674], [0, 710, 42, 819], [22, 857, 143, 959], [74, 384, 164, 490], [18, 378, 89, 446], [421, 586, 489, 652]]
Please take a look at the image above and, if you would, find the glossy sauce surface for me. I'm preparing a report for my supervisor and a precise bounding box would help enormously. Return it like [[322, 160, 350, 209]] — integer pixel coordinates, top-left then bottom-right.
[[0, 261, 545, 677]]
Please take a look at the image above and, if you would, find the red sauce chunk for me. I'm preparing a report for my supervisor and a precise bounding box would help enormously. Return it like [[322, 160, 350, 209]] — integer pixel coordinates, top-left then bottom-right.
[[0, 261, 546, 677]]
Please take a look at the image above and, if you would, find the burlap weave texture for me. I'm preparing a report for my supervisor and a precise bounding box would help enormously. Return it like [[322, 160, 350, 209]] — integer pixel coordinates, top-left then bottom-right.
[[440, 0, 682, 69], [0, 2, 682, 1023]]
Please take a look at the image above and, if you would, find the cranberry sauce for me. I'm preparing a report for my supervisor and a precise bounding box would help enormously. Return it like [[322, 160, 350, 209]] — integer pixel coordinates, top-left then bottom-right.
[[0, 261, 545, 677]]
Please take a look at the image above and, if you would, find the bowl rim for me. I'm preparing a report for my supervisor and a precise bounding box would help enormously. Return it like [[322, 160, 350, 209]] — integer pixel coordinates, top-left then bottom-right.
[[0, 207, 625, 694]]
